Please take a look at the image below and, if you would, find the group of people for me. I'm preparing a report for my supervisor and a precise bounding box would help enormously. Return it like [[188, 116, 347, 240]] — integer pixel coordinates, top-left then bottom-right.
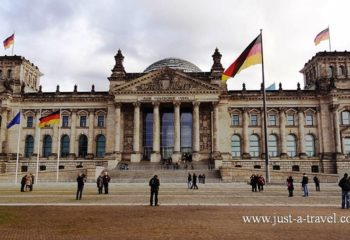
[[285, 174, 321, 197], [20, 173, 35, 192], [187, 173, 204, 189], [250, 174, 265, 192], [75, 171, 111, 200]]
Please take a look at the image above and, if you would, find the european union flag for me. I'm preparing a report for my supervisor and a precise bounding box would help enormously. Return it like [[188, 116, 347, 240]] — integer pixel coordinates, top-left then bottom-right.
[[7, 112, 20, 129]]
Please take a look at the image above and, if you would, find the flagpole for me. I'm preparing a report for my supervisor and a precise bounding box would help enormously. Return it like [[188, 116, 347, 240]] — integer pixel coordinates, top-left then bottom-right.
[[56, 109, 61, 182], [260, 29, 270, 184], [11, 31, 15, 56], [328, 26, 332, 51], [14, 111, 21, 184], [35, 109, 42, 184]]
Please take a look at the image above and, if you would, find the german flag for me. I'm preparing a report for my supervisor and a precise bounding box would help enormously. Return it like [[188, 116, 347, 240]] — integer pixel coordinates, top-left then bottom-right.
[[39, 110, 60, 128], [3, 34, 14, 49], [314, 28, 329, 46], [222, 34, 262, 81]]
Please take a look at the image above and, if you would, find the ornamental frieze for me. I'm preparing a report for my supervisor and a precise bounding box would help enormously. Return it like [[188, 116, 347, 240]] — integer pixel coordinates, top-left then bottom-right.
[[136, 74, 199, 91]]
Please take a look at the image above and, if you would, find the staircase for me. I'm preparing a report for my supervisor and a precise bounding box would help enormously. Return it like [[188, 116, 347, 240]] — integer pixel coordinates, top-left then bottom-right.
[[108, 161, 221, 183]]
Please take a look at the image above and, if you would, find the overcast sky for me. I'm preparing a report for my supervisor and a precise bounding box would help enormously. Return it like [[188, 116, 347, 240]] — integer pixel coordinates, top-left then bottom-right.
[[1, 0, 348, 91]]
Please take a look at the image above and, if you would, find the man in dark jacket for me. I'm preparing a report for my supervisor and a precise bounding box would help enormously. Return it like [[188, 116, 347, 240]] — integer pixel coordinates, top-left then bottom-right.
[[102, 172, 111, 194], [338, 173, 350, 209], [149, 175, 160, 206], [76, 172, 86, 200], [301, 173, 309, 197], [20, 175, 27, 192]]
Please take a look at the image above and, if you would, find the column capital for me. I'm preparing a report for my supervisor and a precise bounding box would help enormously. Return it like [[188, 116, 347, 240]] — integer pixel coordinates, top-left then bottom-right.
[[173, 101, 181, 107], [329, 104, 339, 112], [297, 107, 306, 113], [133, 102, 141, 108], [192, 101, 200, 107], [114, 102, 122, 108], [69, 109, 78, 113], [152, 101, 160, 107], [212, 101, 219, 108]]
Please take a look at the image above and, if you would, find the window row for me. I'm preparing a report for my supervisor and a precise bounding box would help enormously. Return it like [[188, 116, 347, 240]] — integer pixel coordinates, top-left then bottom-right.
[[25, 115, 105, 128], [24, 134, 106, 158], [231, 134, 316, 158], [231, 113, 315, 127]]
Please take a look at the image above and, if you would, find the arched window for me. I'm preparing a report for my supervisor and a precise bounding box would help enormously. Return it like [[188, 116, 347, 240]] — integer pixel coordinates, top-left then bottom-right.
[[249, 134, 259, 157], [287, 134, 297, 157], [60, 135, 70, 157], [268, 134, 278, 157], [343, 137, 350, 155], [231, 135, 241, 157], [341, 111, 350, 125], [42, 135, 52, 157], [24, 135, 34, 157], [339, 65, 346, 76], [96, 134, 106, 157], [305, 134, 316, 157], [7, 69, 12, 78], [78, 135, 88, 157]]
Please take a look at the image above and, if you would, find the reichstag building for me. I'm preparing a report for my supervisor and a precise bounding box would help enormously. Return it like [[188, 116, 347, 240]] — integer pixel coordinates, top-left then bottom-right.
[[0, 49, 350, 175]]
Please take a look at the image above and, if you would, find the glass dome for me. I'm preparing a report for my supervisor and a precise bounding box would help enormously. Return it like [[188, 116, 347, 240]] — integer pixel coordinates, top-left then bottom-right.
[[144, 58, 202, 73]]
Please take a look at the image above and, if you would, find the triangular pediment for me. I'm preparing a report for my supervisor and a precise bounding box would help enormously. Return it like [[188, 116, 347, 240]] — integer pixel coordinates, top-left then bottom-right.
[[111, 68, 221, 93]]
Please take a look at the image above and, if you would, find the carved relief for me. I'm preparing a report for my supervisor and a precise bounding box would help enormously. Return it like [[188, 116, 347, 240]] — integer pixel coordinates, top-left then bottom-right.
[[123, 108, 134, 153], [136, 74, 197, 91], [199, 109, 212, 151]]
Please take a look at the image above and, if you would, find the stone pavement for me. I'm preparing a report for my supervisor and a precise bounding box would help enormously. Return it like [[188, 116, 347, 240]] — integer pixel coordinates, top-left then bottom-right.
[[0, 182, 342, 207]]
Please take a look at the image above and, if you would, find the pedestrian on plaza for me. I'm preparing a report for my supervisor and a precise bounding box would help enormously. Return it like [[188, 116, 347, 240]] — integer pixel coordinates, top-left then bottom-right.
[[29, 173, 35, 191], [338, 173, 350, 209], [250, 174, 258, 192], [187, 173, 192, 189], [97, 174, 103, 194], [191, 173, 198, 189], [198, 174, 202, 184], [102, 171, 111, 194], [76, 172, 86, 200], [149, 175, 160, 206], [25, 174, 32, 191], [301, 173, 309, 197], [313, 175, 320, 192], [286, 176, 294, 197], [258, 175, 265, 192], [20, 174, 27, 192], [202, 174, 206, 184]]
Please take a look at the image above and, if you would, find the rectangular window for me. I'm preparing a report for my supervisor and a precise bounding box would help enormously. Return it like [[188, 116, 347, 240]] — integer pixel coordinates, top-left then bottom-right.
[[97, 116, 105, 127], [62, 116, 69, 127], [342, 112, 350, 125], [232, 115, 240, 126], [27, 116, 33, 128], [287, 115, 295, 126], [250, 115, 258, 126], [268, 115, 276, 126], [80, 116, 87, 127], [305, 114, 313, 126]]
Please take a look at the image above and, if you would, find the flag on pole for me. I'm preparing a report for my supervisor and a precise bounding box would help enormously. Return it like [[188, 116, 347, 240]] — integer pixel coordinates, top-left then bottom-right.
[[222, 34, 262, 81], [3, 33, 15, 49], [314, 28, 329, 46], [39, 110, 60, 128], [7, 112, 20, 129]]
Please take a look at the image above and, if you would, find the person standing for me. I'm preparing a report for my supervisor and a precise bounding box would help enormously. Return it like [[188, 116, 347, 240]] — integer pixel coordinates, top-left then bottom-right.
[[286, 176, 294, 197], [191, 173, 198, 189], [313, 175, 320, 192], [97, 174, 103, 194], [301, 173, 309, 197], [29, 173, 35, 191], [76, 172, 86, 200], [102, 172, 111, 194], [338, 173, 350, 209], [187, 173, 192, 189], [149, 175, 160, 206], [20, 174, 27, 192]]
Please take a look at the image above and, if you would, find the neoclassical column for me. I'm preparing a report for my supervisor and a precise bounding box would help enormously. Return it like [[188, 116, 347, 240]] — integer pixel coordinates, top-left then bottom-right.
[[114, 103, 121, 153], [242, 108, 249, 158], [316, 107, 323, 154], [0, 108, 8, 153], [69, 110, 77, 157], [212, 102, 219, 153], [332, 105, 342, 153], [192, 101, 200, 161], [172, 101, 181, 162], [87, 110, 94, 155], [151, 101, 161, 162], [33, 110, 41, 156], [131, 102, 141, 162], [279, 109, 287, 158], [298, 109, 306, 158]]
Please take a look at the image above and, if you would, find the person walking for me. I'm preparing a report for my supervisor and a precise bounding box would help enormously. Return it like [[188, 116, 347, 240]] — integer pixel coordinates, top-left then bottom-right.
[[97, 174, 103, 194], [76, 172, 86, 200], [250, 174, 258, 192], [149, 175, 160, 206], [258, 175, 265, 192], [187, 173, 192, 189], [29, 173, 35, 191], [313, 175, 320, 192], [102, 172, 111, 194], [286, 176, 294, 197], [20, 174, 27, 192], [338, 173, 350, 209], [191, 173, 198, 189], [301, 173, 309, 197]]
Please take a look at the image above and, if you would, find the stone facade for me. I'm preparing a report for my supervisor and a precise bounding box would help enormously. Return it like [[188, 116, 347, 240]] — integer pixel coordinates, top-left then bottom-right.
[[1, 50, 350, 176]]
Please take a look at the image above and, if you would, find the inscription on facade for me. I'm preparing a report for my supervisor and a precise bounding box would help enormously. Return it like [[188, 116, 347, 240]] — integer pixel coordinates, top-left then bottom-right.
[[138, 96, 194, 102]]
